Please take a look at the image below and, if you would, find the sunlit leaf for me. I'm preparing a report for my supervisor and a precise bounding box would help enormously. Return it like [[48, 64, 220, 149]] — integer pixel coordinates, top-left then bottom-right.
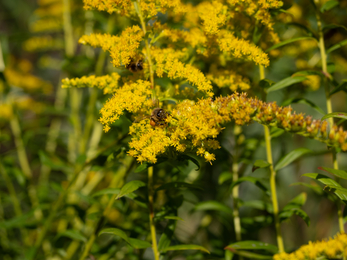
[[266, 76, 307, 93], [302, 173, 341, 187], [321, 112, 347, 121], [320, 0, 339, 12], [92, 188, 120, 197], [324, 185, 347, 202], [116, 180, 146, 199], [218, 171, 233, 184], [319, 167, 347, 180], [127, 238, 152, 249], [162, 244, 210, 254], [225, 240, 278, 253], [55, 230, 87, 242], [164, 216, 184, 221], [327, 39, 347, 53], [274, 148, 312, 171], [266, 37, 317, 52], [194, 201, 233, 215], [252, 160, 271, 172]]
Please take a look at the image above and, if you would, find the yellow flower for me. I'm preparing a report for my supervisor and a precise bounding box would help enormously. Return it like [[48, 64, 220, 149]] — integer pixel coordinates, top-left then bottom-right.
[[23, 36, 64, 52], [197, 1, 228, 35], [79, 25, 143, 67], [218, 30, 270, 67], [99, 80, 152, 132], [83, 0, 133, 15], [273, 233, 347, 260], [62, 73, 121, 94], [0, 103, 13, 120], [30, 18, 62, 33], [4, 68, 53, 94]]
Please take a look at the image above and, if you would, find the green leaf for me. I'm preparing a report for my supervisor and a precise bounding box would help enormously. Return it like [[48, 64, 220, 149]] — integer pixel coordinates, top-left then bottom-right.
[[98, 228, 151, 249], [194, 201, 233, 215], [158, 220, 176, 252], [321, 112, 347, 121], [327, 39, 347, 54], [266, 76, 307, 93], [135, 163, 149, 173], [92, 188, 120, 197], [259, 79, 275, 89], [266, 37, 317, 52], [286, 192, 307, 207], [178, 154, 201, 171], [270, 128, 285, 138], [55, 230, 87, 242], [279, 207, 310, 226], [127, 238, 152, 249], [302, 173, 341, 187], [323, 24, 347, 32], [319, 167, 347, 180], [231, 176, 268, 194], [225, 250, 273, 259], [290, 182, 324, 195], [116, 180, 146, 200], [281, 98, 325, 115], [164, 216, 184, 221], [274, 148, 312, 171], [155, 182, 203, 191], [324, 185, 347, 202], [320, 0, 339, 12], [329, 80, 347, 96], [218, 171, 233, 184], [239, 200, 273, 213], [252, 160, 271, 172], [225, 240, 278, 253], [162, 244, 210, 254]]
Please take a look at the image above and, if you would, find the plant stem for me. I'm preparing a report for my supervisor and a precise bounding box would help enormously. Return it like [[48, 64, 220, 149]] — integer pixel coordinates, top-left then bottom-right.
[[10, 114, 43, 221], [315, 1, 345, 233], [148, 166, 159, 260], [260, 65, 284, 253]]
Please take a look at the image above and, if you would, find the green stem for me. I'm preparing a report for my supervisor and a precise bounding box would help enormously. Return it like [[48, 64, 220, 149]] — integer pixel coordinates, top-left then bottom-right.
[[264, 125, 285, 253], [0, 163, 30, 245], [29, 163, 84, 260], [260, 65, 284, 252], [148, 166, 159, 260], [315, 1, 345, 233]]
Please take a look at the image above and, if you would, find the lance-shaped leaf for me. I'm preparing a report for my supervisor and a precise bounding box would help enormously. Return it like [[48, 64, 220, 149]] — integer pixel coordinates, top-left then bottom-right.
[[321, 112, 347, 121], [274, 148, 312, 171], [279, 193, 310, 226], [116, 180, 146, 199], [327, 39, 347, 53], [252, 160, 271, 172], [92, 188, 121, 197], [281, 98, 325, 115], [55, 230, 87, 242], [99, 228, 151, 249], [225, 241, 278, 253], [324, 185, 347, 203], [194, 200, 233, 215], [266, 37, 317, 52], [319, 167, 347, 180], [302, 173, 341, 187], [266, 76, 307, 93], [162, 244, 210, 254], [224, 250, 273, 259], [329, 80, 347, 96], [320, 0, 339, 12]]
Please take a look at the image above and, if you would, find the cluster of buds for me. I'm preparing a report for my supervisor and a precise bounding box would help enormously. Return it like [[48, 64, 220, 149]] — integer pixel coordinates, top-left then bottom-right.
[[215, 93, 347, 152]]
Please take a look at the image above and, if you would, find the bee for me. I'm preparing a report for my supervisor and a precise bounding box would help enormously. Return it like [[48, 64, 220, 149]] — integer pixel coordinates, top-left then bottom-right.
[[126, 57, 143, 72], [134, 107, 169, 127], [150, 108, 169, 127]]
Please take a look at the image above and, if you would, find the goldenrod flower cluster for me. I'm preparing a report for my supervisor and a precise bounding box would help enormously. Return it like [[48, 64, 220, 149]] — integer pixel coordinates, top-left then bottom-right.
[[99, 80, 153, 132], [207, 65, 250, 91], [34, 0, 63, 17], [151, 48, 213, 96], [62, 73, 121, 94], [30, 18, 62, 33], [197, 1, 228, 35], [273, 233, 347, 260], [83, 0, 133, 16], [4, 68, 53, 94], [218, 31, 270, 67], [23, 36, 64, 52], [79, 26, 143, 67]]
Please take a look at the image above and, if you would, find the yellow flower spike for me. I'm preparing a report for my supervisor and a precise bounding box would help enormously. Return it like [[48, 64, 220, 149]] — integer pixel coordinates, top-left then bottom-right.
[[197, 1, 228, 35], [62, 73, 121, 94], [207, 67, 251, 92], [217, 31, 270, 67], [99, 80, 152, 132], [79, 26, 143, 68], [83, 0, 133, 15]]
